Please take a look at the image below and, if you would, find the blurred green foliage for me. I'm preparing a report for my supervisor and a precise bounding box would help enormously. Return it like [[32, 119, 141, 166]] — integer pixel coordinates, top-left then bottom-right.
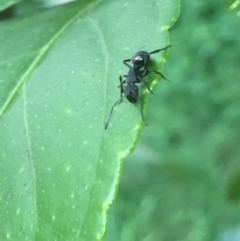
[[226, 0, 240, 16], [104, 1, 240, 241]]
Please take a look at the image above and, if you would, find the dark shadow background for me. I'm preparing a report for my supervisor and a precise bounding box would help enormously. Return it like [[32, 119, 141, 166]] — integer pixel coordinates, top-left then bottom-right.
[[104, 1, 240, 241]]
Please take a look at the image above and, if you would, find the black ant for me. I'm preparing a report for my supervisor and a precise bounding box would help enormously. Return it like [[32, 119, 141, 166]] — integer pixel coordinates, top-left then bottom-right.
[[104, 45, 171, 129], [105, 66, 148, 130], [123, 45, 171, 81]]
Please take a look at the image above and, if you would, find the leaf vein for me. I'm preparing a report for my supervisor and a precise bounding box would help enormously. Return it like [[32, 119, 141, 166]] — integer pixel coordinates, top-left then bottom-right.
[[23, 87, 37, 239], [77, 16, 109, 237], [0, 2, 99, 120]]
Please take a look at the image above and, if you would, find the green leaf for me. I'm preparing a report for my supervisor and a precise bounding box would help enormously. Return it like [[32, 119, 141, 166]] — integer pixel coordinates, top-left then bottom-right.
[[0, 0, 178, 240], [0, 0, 23, 11], [226, 0, 240, 16]]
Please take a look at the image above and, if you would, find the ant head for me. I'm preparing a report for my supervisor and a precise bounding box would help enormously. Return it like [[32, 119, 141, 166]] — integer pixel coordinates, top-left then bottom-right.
[[131, 51, 149, 66]]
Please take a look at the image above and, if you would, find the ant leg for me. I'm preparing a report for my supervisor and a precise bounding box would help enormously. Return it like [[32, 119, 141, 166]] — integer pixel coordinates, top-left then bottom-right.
[[118, 75, 127, 89], [149, 45, 172, 55], [137, 97, 148, 126], [123, 59, 132, 69], [141, 79, 153, 94], [135, 73, 153, 94], [148, 69, 169, 82], [105, 97, 124, 130], [118, 75, 126, 103]]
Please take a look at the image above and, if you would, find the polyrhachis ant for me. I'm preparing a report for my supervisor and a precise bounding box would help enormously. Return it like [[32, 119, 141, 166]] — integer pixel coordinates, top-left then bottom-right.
[[104, 45, 171, 130]]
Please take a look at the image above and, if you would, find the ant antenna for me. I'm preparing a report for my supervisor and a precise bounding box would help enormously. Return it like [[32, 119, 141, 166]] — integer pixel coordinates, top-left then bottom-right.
[[149, 45, 172, 55], [138, 44, 146, 51]]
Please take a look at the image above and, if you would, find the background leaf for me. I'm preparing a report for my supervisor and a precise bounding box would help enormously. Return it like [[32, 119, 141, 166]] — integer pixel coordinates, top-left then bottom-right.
[[0, 0, 177, 240], [0, 0, 23, 11], [226, 0, 240, 16]]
